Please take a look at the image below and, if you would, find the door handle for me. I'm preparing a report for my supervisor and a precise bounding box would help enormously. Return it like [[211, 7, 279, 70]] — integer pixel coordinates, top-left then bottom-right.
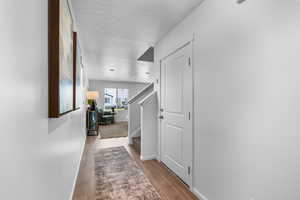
[[159, 115, 164, 119]]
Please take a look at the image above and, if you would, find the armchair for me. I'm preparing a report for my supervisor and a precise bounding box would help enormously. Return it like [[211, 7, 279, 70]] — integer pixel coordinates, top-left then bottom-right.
[[97, 108, 115, 125]]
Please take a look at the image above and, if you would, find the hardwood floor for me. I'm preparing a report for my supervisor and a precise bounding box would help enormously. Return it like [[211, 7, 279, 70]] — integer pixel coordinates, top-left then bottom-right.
[[72, 136, 198, 200]]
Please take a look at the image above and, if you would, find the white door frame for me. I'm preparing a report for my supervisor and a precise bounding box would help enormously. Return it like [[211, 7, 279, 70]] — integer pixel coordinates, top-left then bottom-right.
[[158, 36, 195, 188]]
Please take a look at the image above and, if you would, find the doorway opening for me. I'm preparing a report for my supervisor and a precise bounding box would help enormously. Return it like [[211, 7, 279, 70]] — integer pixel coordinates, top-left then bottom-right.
[[98, 88, 129, 139]]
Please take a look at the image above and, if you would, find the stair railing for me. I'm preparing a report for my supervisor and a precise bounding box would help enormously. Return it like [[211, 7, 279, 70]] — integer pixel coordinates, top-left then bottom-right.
[[127, 83, 154, 144]]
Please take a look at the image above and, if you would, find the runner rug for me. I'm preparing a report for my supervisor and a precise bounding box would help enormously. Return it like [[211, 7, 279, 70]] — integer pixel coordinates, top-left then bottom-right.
[[94, 146, 161, 200]]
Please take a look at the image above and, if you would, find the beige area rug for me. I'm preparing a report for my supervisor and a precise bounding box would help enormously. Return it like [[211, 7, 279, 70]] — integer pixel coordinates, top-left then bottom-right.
[[94, 146, 161, 200], [99, 122, 128, 139]]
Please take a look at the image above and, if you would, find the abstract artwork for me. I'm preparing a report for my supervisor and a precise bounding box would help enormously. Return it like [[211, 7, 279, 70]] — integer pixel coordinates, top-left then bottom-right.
[[48, 0, 74, 118], [59, 0, 74, 114], [74, 33, 82, 109]]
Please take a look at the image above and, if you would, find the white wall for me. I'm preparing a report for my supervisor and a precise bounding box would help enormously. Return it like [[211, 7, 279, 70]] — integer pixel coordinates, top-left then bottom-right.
[[0, 1, 86, 200], [114, 109, 128, 122], [155, 0, 300, 200], [140, 92, 158, 161]]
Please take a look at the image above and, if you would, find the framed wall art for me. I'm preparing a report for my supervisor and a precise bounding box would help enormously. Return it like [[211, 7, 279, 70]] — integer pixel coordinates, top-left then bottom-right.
[[73, 32, 83, 110], [49, 0, 74, 118]]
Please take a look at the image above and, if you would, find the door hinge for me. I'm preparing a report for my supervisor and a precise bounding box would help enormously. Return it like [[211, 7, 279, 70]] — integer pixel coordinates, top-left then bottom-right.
[[188, 112, 191, 120], [188, 166, 191, 175], [188, 57, 191, 66]]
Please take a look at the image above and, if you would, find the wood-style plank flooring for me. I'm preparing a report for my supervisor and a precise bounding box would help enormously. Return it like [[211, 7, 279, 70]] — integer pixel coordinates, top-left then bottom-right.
[[72, 136, 198, 200]]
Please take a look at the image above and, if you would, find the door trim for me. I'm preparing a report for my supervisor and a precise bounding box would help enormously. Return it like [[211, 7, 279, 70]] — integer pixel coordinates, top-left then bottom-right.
[[158, 36, 195, 188]]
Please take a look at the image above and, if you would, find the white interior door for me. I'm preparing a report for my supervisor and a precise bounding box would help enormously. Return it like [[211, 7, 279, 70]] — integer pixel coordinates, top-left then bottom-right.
[[160, 42, 193, 186]]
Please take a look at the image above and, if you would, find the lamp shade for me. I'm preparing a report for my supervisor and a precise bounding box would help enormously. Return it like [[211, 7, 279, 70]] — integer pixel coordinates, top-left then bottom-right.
[[86, 91, 99, 100]]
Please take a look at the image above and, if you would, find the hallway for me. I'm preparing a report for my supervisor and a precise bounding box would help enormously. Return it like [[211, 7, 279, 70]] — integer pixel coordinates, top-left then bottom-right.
[[72, 136, 197, 200], [3, 0, 300, 199]]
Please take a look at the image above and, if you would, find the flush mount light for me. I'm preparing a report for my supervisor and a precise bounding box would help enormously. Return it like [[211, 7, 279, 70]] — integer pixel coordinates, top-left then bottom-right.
[[145, 72, 150, 75], [109, 68, 115, 72]]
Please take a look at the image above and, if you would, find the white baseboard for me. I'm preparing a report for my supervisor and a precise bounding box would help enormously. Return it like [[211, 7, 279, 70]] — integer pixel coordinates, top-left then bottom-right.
[[68, 135, 86, 200], [140, 154, 157, 161], [192, 188, 208, 200]]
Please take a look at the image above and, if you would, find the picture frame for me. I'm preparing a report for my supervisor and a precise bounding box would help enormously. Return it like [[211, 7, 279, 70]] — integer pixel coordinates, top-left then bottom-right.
[[73, 32, 82, 110], [48, 0, 74, 118]]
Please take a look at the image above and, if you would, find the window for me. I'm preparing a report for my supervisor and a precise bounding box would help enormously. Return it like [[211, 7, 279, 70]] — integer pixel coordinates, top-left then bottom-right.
[[104, 97, 111, 104], [104, 88, 129, 110]]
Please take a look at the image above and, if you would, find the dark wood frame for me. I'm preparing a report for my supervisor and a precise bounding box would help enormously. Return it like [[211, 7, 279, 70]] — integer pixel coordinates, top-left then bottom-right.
[[48, 0, 74, 118], [73, 32, 81, 111]]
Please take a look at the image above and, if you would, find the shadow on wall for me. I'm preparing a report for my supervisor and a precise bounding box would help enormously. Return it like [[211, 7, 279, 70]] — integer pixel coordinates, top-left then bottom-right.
[[48, 116, 69, 134]]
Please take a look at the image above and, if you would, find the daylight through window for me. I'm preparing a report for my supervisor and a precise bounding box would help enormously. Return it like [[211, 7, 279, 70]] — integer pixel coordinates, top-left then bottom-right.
[[104, 88, 129, 110]]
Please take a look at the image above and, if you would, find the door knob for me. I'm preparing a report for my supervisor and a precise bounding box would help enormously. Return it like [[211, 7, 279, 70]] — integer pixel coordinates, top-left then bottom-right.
[[159, 115, 164, 119]]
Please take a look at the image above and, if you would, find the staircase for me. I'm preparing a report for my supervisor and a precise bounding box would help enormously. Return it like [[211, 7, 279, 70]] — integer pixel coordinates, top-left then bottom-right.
[[128, 82, 158, 160], [132, 136, 141, 154], [128, 83, 154, 145]]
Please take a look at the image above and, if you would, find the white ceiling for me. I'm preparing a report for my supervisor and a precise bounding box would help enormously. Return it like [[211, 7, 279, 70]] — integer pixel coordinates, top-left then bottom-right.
[[71, 0, 203, 83]]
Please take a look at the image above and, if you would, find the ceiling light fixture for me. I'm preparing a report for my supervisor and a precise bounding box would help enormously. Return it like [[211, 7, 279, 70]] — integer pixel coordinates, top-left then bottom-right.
[[145, 72, 150, 75], [109, 68, 115, 72]]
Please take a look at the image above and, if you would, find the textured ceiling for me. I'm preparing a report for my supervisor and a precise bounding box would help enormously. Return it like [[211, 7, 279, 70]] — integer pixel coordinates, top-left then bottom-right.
[[71, 0, 203, 83]]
